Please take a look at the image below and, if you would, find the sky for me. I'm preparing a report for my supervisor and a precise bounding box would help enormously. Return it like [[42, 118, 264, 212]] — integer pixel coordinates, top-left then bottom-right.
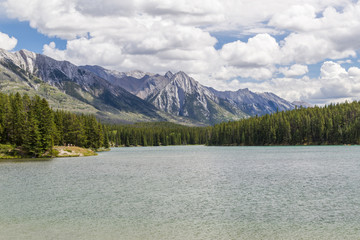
[[1, 0, 360, 105]]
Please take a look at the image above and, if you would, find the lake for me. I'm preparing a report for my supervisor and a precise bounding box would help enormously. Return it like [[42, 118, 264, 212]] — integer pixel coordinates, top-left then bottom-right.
[[1, 146, 360, 239]]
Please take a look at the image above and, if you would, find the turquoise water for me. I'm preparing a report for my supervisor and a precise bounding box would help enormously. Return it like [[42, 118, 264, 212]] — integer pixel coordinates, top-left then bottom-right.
[[1, 146, 360, 239]]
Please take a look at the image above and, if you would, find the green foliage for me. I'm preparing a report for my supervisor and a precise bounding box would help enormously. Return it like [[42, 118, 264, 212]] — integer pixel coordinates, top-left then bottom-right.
[[208, 101, 360, 146], [22, 108, 42, 157], [107, 122, 210, 147], [0, 92, 107, 157], [4, 91, 360, 156]]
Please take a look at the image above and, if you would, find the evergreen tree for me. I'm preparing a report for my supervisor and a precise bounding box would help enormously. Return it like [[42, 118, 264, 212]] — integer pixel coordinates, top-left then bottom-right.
[[8, 93, 26, 145], [23, 109, 42, 157], [0, 93, 107, 156], [32, 96, 54, 153]]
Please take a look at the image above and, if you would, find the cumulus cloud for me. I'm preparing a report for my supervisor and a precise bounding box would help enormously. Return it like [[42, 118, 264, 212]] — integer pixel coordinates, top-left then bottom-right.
[[3, 0, 360, 104], [220, 34, 280, 68], [279, 64, 308, 77], [0, 32, 17, 50], [348, 67, 360, 78], [271, 2, 360, 64], [269, 4, 319, 32], [223, 61, 360, 105]]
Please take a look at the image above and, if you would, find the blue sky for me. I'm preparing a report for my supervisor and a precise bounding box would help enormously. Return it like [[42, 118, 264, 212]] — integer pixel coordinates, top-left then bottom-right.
[[0, 20, 66, 52], [1, 0, 360, 105]]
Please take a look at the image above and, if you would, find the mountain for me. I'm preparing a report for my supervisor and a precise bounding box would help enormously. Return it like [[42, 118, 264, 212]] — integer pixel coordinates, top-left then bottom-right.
[[145, 71, 248, 124], [0, 49, 175, 123], [0, 48, 295, 125], [292, 101, 312, 108], [0, 49, 99, 115], [80, 65, 172, 99], [82, 66, 248, 124], [209, 88, 295, 116], [83, 65, 295, 123]]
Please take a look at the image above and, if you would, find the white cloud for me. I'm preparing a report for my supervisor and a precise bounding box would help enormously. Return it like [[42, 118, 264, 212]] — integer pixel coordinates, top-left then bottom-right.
[[224, 61, 360, 105], [348, 67, 360, 78], [279, 64, 308, 77], [270, 2, 360, 64], [280, 33, 356, 65], [0, 32, 17, 50], [220, 34, 280, 68], [4, 0, 360, 105], [320, 61, 348, 79], [269, 4, 318, 32]]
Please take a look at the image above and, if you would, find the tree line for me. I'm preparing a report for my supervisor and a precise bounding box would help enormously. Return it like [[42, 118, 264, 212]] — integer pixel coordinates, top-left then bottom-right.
[[0, 92, 109, 157], [108, 101, 360, 147], [3, 92, 360, 154], [107, 122, 209, 147], [208, 101, 360, 146]]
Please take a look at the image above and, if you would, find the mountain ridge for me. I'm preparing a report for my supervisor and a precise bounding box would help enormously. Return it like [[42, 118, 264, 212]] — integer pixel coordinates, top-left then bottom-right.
[[0, 49, 171, 124], [1, 48, 296, 125], [83, 64, 296, 122]]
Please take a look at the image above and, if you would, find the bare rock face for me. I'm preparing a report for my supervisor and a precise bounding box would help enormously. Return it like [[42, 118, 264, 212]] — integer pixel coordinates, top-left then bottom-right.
[[0, 49, 37, 74], [83, 64, 296, 124], [138, 71, 247, 124], [149, 71, 216, 116], [81, 66, 248, 124], [210, 88, 295, 116]]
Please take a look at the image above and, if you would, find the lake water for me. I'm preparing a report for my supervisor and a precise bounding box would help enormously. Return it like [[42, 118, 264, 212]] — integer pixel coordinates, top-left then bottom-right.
[[1, 146, 360, 240]]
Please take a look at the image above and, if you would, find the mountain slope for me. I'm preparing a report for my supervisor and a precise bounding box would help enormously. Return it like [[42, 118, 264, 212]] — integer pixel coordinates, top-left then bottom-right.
[[84, 64, 295, 123], [79, 65, 150, 94], [0, 52, 99, 115], [80, 65, 172, 99], [0, 49, 167, 123], [210, 88, 295, 116], [146, 71, 248, 124], [83, 66, 248, 124], [0, 48, 295, 125]]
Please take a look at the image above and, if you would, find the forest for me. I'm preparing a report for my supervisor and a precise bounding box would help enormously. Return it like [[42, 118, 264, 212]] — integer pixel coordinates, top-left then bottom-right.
[[107, 122, 209, 147], [2, 92, 360, 158], [208, 101, 360, 146], [0, 92, 109, 157], [107, 100, 360, 147]]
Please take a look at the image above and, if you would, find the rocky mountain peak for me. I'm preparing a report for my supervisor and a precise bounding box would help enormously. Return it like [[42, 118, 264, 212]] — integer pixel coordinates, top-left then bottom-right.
[[0, 49, 37, 74], [169, 71, 201, 94], [18, 49, 36, 59], [164, 71, 174, 79]]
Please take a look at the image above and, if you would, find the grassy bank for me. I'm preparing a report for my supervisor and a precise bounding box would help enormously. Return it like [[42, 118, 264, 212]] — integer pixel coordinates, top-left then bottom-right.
[[0, 144, 21, 159], [0, 144, 99, 159], [51, 146, 98, 157]]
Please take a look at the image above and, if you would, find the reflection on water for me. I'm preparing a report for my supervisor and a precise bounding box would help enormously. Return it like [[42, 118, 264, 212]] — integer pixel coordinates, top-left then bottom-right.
[[0, 146, 360, 239], [0, 158, 52, 163]]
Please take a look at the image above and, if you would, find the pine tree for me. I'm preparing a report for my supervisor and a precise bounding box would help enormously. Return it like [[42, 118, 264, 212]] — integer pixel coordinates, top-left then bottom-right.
[[103, 126, 110, 148], [33, 97, 54, 153], [8, 93, 26, 145], [23, 109, 42, 157]]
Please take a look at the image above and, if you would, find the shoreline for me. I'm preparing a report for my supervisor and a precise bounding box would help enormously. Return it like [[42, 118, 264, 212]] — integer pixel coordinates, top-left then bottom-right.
[[0, 145, 109, 160]]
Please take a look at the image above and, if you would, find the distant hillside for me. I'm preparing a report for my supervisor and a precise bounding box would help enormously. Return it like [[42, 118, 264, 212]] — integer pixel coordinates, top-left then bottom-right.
[[209, 88, 295, 116], [0, 49, 199, 125], [83, 66, 295, 124], [0, 48, 295, 125], [292, 101, 312, 108]]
